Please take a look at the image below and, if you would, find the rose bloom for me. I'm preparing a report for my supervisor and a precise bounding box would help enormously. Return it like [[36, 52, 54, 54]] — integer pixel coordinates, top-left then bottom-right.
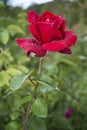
[[16, 11, 77, 57], [65, 107, 72, 119]]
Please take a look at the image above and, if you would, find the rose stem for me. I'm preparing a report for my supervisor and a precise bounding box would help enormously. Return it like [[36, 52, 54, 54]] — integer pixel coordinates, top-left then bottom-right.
[[22, 57, 43, 130], [38, 57, 43, 74], [22, 77, 38, 130]]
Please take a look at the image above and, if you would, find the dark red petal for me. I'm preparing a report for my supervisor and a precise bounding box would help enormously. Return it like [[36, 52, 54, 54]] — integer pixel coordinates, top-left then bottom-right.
[[16, 38, 46, 57], [29, 23, 42, 42], [66, 35, 77, 47], [56, 15, 66, 31], [37, 22, 62, 43], [27, 11, 39, 23], [60, 21, 66, 32], [42, 40, 66, 51], [64, 30, 77, 47], [56, 15, 65, 24], [64, 30, 74, 38], [38, 11, 55, 22], [59, 47, 72, 54]]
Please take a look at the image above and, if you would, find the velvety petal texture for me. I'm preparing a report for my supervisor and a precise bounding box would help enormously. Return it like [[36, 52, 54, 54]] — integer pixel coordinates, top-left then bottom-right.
[[16, 38, 46, 57], [42, 40, 66, 51], [59, 47, 72, 54], [16, 11, 77, 57], [38, 11, 56, 24], [36, 22, 62, 43], [64, 30, 77, 47], [56, 15, 66, 31], [29, 23, 42, 42], [27, 11, 39, 23]]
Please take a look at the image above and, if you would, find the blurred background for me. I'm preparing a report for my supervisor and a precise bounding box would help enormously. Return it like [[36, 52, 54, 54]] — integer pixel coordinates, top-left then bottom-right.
[[0, 0, 87, 130]]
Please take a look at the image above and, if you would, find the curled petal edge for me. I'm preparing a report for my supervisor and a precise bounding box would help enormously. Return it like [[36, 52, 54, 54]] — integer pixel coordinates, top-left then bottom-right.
[[42, 40, 66, 51], [59, 47, 72, 54], [27, 11, 39, 23], [16, 38, 46, 57]]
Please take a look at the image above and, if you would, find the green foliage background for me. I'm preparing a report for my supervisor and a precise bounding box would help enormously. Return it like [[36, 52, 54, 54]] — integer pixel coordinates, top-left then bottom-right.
[[0, 0, 87, 130]]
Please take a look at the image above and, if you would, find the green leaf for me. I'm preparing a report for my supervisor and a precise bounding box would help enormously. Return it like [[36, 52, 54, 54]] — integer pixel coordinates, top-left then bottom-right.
[[1, 30, 9, 44], [0, 71, 10, 87], [59, 58, 76, 66], [40, 86, 54, 93], [16, 65, 29, 73], [10, 74, 28, 91], [11, 112, 20, 120], [27, 115, 47, 130], [21, 95, 32, 104], [36, 79, 60, 92], [7, 24, 25, 36], [32, 98, 48, 118], [8, 95, 23, 111], [7, 67, 22, 76], [55, 116, 72, 130], [5, 121, 21, 130], [37, 79, 54, 88], [10, 70, 34, 91]]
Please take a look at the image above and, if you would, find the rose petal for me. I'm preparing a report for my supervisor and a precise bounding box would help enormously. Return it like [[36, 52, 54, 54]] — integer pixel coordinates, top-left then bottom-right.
[[37, 22, 62, 43], [59, 47, 72, 54], [42, 40, 66, 51], [64, 30, 74, 38], [64, 30, 77, 47], [66, 35, 77, 47], [59, 21, 66, 32], [38, 11, 56, 22], [39, 11, 66, 29], [56, 15, 66, 31], [16, 38, 46, 57], [27, 11, 39, 23], [29, 23, 42, 42]]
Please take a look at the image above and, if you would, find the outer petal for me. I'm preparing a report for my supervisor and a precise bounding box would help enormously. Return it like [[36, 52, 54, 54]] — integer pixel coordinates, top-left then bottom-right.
[[56, 15, 66, 31], [16, 38, 46, 57], [59, 21, 66, 32], [37, 22, 62, 43], [29, 23, 42, 42], [64, 30, 74, 37], [59, 47, 72, 54], [42, 40, 66, 51], [64, 30, 77, 47], [27, 11, 39, 23]]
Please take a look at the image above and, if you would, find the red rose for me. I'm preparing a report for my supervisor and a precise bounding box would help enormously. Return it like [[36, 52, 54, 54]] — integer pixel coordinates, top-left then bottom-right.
[[16, 11, 77, 57]]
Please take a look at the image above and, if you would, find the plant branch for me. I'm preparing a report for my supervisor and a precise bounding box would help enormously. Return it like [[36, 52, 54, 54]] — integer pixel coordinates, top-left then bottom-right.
[[38, 57, 43, 74], [22, 57, 43, 130], [22, 77, 38, 130]]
